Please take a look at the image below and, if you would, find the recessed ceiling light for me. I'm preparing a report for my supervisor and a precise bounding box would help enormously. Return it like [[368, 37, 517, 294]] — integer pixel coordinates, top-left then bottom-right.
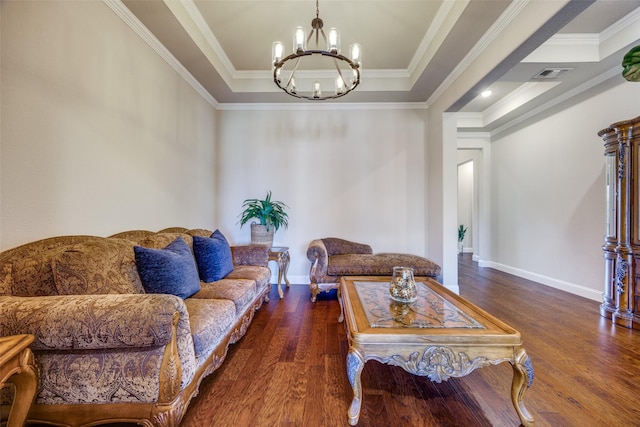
[[481, 90, 492, 98]]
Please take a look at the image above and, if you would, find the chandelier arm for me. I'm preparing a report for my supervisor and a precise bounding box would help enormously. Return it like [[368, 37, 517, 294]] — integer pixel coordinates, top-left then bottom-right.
[[283, 56, 303, 90], [319, 28, 327, 45], [332, 57, 349, 88]]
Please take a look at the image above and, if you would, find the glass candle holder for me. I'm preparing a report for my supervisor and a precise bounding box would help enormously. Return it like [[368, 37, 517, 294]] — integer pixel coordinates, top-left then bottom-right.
[[389, 266, 417, 303]]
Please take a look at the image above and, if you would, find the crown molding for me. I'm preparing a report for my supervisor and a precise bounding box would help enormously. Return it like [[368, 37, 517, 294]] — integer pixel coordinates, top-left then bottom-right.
[[490, 65, 621, 138], [407, 0, 469, 86], [216, 102, 429, 112], [600, 6, 640, 43], [426, 0, 531, 108], [103, 0, 219, 108]]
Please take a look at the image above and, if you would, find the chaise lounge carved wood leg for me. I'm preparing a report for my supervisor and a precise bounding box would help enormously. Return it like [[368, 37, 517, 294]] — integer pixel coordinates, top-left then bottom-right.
[[310, 282, 320, 302], [309, 257, 320, 302]]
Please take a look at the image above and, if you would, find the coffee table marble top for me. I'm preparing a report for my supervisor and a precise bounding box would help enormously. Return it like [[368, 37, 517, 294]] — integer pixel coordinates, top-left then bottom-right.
[[353, 279, 486, 329]]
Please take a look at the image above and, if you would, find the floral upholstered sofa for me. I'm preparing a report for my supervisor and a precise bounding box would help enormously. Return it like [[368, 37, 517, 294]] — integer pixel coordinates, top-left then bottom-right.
[[306, 237, 441, 302], [0, 227, 271, 427]]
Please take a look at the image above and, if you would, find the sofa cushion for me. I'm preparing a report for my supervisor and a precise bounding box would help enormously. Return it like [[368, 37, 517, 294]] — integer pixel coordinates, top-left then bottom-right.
[[10, 247, 67, 297], [192, 279, 257, 315], [183, 298, 236, 360], [192, 230, 234, 282], [186, 228, 214, 238], [0, 262, 12, 296], [134, 237, 201, 299], [52, 239, 144, 295], [327, 253, 441, 277], [108, 230, 155, 241], [225, 265, 271, 292], [136, 232, 194, 250]]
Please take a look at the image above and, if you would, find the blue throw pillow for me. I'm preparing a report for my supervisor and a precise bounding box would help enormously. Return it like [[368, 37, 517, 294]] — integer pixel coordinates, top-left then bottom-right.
[[193, 229, 234, 282], [134, 237, 201, 299]]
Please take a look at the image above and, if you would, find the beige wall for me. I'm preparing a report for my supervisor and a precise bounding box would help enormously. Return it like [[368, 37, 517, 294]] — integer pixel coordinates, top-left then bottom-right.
[[1, 1, 218, 249], [214, 107, 431, 283], [488, 81, 640, 299], [457, 153, 474, 252]]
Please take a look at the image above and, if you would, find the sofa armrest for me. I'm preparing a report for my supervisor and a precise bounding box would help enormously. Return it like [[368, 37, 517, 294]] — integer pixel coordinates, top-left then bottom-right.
[[0, 294, 188, 351], [231, 245, 268, 267]]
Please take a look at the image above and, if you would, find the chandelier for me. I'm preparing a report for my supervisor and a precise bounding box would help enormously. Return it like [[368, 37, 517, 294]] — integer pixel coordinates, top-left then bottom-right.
[[271, 0, 361, 100]]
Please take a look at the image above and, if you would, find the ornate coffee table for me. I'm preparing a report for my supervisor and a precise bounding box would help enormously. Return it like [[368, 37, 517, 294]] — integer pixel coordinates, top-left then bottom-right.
[[338, 276, 534, 426]]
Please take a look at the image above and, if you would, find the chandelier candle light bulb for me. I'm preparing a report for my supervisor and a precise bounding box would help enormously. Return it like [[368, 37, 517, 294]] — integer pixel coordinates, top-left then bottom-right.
[[294, 27, 306, 52], [350, 43, 361, 66], [272, 42, 283, 64], [328, 27, 339, 53], [336, 76, 344, 94], [313, 81, 322, 98], [272, 0, 361, 100]]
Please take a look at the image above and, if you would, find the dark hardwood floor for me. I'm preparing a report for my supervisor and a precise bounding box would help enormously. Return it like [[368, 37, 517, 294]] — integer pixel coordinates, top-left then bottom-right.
[[180, 254, 640, 426]]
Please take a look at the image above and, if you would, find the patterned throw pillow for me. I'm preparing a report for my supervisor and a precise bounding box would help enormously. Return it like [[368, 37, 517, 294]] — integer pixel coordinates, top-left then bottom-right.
[[134, 237, 201, 299], [192, 230, 234, 282]]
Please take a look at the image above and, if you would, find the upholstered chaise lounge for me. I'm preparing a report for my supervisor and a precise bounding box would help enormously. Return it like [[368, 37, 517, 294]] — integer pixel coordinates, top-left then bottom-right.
[[306, 237, 441, 302]]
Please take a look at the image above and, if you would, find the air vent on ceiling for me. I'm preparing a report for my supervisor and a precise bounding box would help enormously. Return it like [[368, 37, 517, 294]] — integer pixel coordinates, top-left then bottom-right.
[[532, 67, 573, 80]]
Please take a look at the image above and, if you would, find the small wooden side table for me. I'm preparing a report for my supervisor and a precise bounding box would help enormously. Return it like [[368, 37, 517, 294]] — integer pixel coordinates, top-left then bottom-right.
[[0, 334, 38, 427], [268, 247, 290, 298]]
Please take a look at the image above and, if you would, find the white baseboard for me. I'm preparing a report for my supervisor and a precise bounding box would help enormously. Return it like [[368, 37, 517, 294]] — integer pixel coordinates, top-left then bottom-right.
[[444, 284, 460, 294], [479, 261, 602, 302], [271, 274, 310, 285]]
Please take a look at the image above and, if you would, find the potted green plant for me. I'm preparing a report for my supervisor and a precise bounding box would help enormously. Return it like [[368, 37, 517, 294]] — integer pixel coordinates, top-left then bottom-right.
[[458, 224, 468, 254], [622, 45, 640, 82], [238, 191, 289, 247]]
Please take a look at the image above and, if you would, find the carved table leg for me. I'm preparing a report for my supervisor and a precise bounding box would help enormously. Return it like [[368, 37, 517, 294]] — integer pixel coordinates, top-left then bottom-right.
[[337, 287, 344, 323], [510, 348, 535, 427], [275, 251, 291, 299], [275, 253, 285, 299], [281, 250, 290, 289], [346, 349, 365, 426], [6, 347, 37, 427]]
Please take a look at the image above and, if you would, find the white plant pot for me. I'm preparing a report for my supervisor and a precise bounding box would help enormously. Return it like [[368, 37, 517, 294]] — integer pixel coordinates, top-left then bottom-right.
[[250, 223, 274, 247]]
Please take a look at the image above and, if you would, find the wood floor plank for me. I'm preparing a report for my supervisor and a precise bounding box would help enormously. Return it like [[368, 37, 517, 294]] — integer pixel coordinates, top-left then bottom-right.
[[81, 255, 640, 427]]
